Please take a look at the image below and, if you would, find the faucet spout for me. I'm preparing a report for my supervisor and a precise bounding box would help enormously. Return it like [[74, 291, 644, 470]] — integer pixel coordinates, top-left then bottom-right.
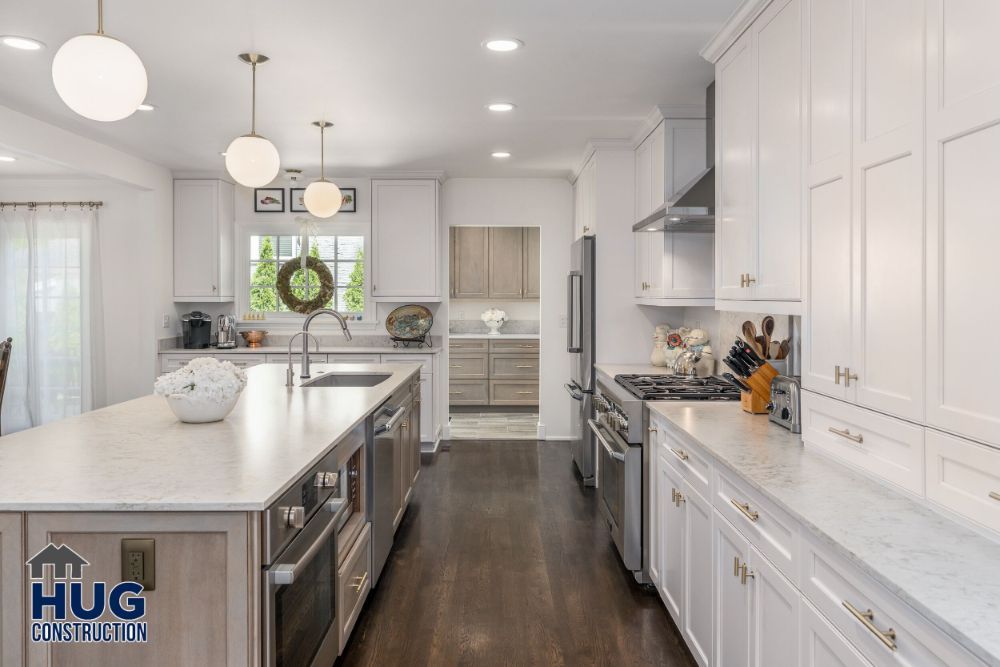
[[301, 309, 354, 379]]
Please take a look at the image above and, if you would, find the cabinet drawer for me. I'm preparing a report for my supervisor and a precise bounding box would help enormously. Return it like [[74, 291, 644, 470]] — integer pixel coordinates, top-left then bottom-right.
[[265, 353, 327, 365], [802, 391, 924, 495], [800, 598, 872, 667], [925, 429, 1000, 534], [489, 354, 539, 379], [654, 418, 712, 498], [449, 353, 487, 379], [490, 380, 539, 406], [714, 468, 799, 584], [337, 523, 371, 654], [328, 353, 382, 364], [801, 533, 984, 667], [489, 339, 539, 352], [449, 380, 489, 405], [160, 354, 211, 373], [381, 353, 433, 374], [449, 339, 489, 352]]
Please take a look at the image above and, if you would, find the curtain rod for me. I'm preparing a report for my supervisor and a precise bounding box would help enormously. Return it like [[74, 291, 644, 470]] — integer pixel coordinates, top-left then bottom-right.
[[0, 201, 103, 210]]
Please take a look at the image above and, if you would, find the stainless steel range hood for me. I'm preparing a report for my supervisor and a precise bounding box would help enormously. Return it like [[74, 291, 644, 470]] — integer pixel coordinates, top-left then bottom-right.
[[633, 82, 716, 234]]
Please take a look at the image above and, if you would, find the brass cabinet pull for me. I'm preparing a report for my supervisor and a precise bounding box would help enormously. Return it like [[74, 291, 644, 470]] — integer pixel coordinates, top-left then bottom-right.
[[740, 274, 747, 288], [450, 364, 463, 368], [845, 368, 858, 387], [842, 601, 897, 651], [449, 391, 463, 395], [518, 344, 535, 348], [829, 427, 864, 444], [670, 448, 689, 461], [351, 572, 369, 592], [834, 365, 843, 384], [515, 365, 534, 368], [516, 391, 534, 395], [733, 556, 741, 578], [740, 563, 754, 585], [671, 488, 686, 506], [648, 426, 658, 433], [746, 275, 756, 285], [989, 491, 1000, 502], [731, 499, 759, 522]]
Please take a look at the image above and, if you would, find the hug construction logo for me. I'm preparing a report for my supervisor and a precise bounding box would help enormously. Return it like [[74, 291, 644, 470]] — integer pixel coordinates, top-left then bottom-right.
[[26, 543, 148, 644]]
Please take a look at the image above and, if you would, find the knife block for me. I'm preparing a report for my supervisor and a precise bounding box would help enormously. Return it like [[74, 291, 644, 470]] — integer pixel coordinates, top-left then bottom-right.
[[740, 362, 780, 415]]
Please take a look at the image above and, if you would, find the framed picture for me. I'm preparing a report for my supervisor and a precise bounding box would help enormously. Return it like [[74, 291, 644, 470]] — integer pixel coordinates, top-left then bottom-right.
[[339, 187, 357, 213], [254, 188, 284, 213], [289, 187, 307, 212]]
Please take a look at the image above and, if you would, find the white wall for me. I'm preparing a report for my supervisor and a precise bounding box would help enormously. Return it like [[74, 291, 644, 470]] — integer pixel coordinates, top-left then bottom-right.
[[442, 178, 573, 439], [0, 104, 173, 403]]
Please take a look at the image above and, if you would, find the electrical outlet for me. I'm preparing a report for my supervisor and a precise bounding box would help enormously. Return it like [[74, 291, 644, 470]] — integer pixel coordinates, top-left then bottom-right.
[[121, 538, 155, 590], [161, 314, 170, 328], [559, 315, 567, 328]]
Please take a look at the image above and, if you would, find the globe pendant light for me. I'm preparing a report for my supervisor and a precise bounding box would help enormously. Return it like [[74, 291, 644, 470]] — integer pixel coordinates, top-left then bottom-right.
[[225, 53, 280, 188], [51, 0, 148, 122], [303, 121, 342, 218]]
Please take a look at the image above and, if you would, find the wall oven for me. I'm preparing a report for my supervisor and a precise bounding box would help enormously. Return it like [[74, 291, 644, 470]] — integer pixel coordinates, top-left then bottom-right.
[[262, 421, 367, 667]]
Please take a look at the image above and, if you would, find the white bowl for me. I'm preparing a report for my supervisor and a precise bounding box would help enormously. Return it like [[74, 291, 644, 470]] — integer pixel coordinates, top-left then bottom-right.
[[165, 393, 241, 423]]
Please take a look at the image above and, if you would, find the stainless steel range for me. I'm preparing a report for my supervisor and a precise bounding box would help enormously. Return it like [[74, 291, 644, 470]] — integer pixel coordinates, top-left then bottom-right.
[[592, 372, 739, 584]]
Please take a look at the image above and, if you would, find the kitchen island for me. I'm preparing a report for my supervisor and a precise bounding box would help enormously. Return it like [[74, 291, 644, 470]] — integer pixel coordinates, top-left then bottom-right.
[[0, 362, 422, 666]]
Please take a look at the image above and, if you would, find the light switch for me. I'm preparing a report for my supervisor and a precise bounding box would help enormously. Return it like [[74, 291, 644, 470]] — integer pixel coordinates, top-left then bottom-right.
[[121, 538, 155, 590]]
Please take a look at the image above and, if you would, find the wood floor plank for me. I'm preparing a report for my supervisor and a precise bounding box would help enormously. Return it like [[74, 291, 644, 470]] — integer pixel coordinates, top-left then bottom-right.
[[337, 440, 695, 667]]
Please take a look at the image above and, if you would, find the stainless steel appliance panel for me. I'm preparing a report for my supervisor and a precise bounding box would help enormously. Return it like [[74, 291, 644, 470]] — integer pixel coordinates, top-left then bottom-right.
[[568, 235, 595, 391], [566, 382, 595, 485], [590, 418, 642, 572], [369, 393, 409, 587]]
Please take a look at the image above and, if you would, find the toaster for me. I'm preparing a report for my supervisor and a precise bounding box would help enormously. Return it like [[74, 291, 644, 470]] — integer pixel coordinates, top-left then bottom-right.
[[768, 375, 801, 433]]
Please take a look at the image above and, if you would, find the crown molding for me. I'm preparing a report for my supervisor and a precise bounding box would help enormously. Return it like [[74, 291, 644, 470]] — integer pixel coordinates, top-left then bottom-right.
[[700, 0, 771, 64], [630, 104, 707, 147], [368, 170, 447, 182], [571, 139, 633, 183]]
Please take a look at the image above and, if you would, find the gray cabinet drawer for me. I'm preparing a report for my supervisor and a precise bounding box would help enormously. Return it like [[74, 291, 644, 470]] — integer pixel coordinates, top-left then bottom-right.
[[449, 353, 488, 379], [449, 380, 490, 405], [490, 355, 539, 379], [337, 523, 371, 654], [489, 339, 539, 352], [449, 339, 489, 352], [490, 380, 539, 406]]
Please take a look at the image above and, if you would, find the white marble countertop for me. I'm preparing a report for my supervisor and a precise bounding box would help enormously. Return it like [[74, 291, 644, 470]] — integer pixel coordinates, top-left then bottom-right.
[[595, 362, 669, 379], [0, 363, 421, 512], [449, 333, 540, 340], [160, 346, 441, 355], [648, 402, 1000, 666]]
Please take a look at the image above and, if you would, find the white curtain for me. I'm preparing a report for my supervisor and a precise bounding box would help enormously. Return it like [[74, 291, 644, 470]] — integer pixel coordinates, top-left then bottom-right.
[[0, 205, 105, 434]]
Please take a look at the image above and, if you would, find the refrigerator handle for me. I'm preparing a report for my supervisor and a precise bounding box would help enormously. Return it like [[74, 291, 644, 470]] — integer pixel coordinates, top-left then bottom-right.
[[567, 273, 582, 353]]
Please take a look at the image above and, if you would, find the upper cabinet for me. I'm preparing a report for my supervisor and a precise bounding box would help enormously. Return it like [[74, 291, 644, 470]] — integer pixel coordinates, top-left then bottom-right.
[[450, 227, 539, 300], [713, 0, 803, 313], [174, 179, 235, 302], [371, 179, 441, 300], [573, 156, 597, 238], [635, 118, 707, 221]]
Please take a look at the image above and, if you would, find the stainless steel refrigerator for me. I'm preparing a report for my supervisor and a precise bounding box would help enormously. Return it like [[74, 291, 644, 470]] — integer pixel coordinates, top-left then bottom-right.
[[566, 235, 596, 486]]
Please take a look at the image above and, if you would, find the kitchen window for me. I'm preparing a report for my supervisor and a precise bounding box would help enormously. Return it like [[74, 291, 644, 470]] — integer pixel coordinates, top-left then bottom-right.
[[239, 222, 373, 325]]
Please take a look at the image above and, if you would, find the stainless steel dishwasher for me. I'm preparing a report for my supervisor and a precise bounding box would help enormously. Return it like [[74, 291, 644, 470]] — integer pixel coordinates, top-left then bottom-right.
[[368, 386, 411, 587]]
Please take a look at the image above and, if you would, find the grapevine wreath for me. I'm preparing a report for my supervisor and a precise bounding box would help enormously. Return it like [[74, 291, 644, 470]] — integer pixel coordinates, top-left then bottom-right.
[[276, 256, 334, 314]]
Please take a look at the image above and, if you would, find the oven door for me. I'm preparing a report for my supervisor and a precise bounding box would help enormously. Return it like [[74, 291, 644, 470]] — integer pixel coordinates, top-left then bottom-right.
[[264, 497, 350, 667], [589, 419, 642, 572]]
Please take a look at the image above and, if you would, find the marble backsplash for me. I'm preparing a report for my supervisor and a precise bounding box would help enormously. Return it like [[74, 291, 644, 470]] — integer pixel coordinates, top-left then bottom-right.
[[449, 319, 540, 335]]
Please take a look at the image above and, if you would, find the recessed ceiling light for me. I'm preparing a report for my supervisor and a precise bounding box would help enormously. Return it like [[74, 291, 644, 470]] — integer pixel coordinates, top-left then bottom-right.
[[136, 103, 155, 111], [1, 35, 45, 51], [483, 39, 523, 52], [487, 102, 516, 112], [491, 151, 511, 159], [0, 156, 18, 162]]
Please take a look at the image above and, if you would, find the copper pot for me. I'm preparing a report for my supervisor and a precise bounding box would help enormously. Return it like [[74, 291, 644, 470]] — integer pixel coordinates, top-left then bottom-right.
[[239, 330, 268, 348]]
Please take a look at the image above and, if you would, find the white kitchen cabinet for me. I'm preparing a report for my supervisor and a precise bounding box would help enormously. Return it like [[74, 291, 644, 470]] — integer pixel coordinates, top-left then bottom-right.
[[657, 449, 685, 624], [635, 231, 715, 303], [713, 0, 803, 311], [573, 155, 597, 238], [635, 118, 707, 221], [800, 599, 872, 667], [682, 480, 713, 667], [159, 353, 265, 374], [925, 0, 1000, 447], [173, 179, 235, 302], [380, 354, 438, 444], [371, 179, 440, 300], [715, 514, 751, 667], [647, 421, 662, 588], [749, 545, 800, 667], [925, 429, 1000, 535]]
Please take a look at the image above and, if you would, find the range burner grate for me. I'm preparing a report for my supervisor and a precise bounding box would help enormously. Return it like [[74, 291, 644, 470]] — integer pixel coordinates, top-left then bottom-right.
[[614, 374, 741, 401]]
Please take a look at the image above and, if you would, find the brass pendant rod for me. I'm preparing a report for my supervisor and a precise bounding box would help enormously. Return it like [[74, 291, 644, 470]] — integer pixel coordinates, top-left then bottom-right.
[[250, 60, 257, 135], [320, 123, 325, 181], [97, 0, 104, 34]]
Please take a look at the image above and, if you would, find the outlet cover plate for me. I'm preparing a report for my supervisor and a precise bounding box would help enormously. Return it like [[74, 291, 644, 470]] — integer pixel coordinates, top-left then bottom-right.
[[121, 538, 155, 591]]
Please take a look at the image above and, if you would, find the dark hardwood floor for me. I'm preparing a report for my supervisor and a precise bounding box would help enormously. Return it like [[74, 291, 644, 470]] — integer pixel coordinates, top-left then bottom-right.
[[338, 440, 695, 667]]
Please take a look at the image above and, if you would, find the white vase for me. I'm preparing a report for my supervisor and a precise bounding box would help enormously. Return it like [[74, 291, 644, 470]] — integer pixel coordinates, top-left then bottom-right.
[[650, 342, 667, 367], [165, 393, 241, 423]]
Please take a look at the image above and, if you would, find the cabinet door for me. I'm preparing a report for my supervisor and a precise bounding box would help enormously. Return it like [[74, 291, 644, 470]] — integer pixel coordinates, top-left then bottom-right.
[[663, 118, 708, 200], [800, 599, 872, 667], [0, 513, 23, 667], [753, 0, 803, 300], [522, 227, 541, 299], [635, 231, 665, 297], [488, 227, 525, 298], [372, 180, 439, 298], [635, 128, 655, 219], [683, 482, 713, 667], [451, 226, 489, 298], [392, 407, 408, 530], [418, 372, 433, 442], [851, 0, 925, 422], [715, 514, 751, 667], [173, 180, 220, 299], [716, 32, 757, 300], [750, 546, 800, 667], [658, 452, 685, 623], [663, 232, 715, 298], [217, 180, 235, 299], [647, 423, 661, 588], [577, 158, 597, 236], [924, 0, 1000, 445]]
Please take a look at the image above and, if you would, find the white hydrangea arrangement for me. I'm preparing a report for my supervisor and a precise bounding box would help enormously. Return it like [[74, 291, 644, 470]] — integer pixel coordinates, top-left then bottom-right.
[[154, 357, 247, 404]]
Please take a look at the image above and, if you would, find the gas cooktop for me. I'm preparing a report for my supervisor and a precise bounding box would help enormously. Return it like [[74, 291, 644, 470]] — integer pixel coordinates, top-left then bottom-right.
[[614, 374, 741, 401]]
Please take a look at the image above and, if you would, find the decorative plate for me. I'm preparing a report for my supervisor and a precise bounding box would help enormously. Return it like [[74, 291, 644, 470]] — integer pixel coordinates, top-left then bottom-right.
[[385, 305, 433, 340]]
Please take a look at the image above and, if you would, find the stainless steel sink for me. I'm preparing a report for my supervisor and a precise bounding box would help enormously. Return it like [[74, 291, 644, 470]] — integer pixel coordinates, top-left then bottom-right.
[[300, 372, 392, 388]]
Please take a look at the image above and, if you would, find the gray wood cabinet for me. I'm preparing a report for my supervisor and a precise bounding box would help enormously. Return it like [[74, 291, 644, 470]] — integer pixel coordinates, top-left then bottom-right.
[[450, 227, 489, 298], [0, 513, 22, 667], [488, 227, 525, 298], [523, 227, 541, 299], [448, 338, 539, 407]]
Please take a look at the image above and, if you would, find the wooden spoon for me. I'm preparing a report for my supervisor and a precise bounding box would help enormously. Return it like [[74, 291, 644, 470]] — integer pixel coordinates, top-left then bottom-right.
[[777, 339, 790, 360], [769, 340, 782, 360], [761, 316, 775, 358], [741, 321, 760, 355]]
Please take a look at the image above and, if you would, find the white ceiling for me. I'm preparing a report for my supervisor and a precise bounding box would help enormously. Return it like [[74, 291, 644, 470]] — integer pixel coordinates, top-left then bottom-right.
[[0, 0, 738, 179], [0, 152, 85, 178]]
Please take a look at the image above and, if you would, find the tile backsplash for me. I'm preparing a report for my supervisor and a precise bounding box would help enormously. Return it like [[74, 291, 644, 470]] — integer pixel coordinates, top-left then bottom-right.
[[449, 319, 540, 335]]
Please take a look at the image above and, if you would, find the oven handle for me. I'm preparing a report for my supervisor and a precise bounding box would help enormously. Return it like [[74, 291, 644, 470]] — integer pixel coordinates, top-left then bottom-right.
[[374, 405, 406, 436], [269, 498, 351, 586], [588, 419, 626, 462], [564, 382, 585, 401]]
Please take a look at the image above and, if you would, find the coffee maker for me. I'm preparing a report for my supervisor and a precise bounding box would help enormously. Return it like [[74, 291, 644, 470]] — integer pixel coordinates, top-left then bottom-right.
[[181, 311, 213, 349], [217, 314, 238, 349]]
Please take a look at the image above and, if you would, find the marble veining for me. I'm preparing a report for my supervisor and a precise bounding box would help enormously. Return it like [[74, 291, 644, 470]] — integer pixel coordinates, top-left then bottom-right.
[[648, 402, 1000, 666], [0, 363, 422, 512]]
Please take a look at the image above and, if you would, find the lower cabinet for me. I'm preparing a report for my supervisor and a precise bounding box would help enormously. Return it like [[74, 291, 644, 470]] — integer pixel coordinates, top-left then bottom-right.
[[448, 338, 539, 406], [0, 513, 23, 667], [800, 598, 872, 667], [336, 524, 371, 654], [657, 449, 685, 623], [715, 515, 751, 667]]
